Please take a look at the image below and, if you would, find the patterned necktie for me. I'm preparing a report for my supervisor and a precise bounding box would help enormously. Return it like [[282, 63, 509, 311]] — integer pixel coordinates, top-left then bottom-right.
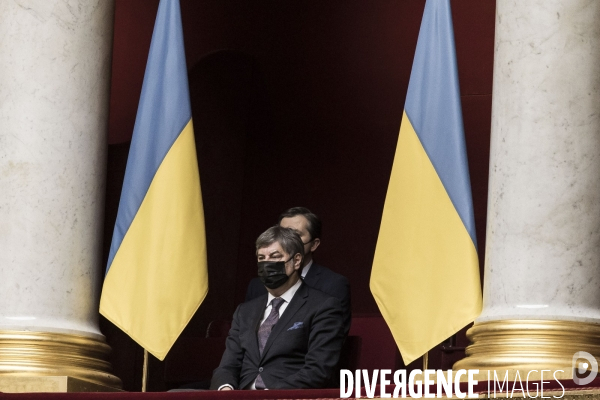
[[255, 297, 285, 389]]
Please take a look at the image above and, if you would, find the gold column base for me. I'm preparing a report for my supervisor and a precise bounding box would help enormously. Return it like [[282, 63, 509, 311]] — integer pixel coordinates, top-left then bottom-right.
[[0, 330, 122, 390], [0, 376, 122, 393], [454, 319, 600, 371]]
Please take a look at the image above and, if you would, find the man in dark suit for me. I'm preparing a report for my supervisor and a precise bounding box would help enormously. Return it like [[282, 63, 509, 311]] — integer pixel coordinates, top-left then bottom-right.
[[245, 207, 351, 336], [211, 226, 344, 390]]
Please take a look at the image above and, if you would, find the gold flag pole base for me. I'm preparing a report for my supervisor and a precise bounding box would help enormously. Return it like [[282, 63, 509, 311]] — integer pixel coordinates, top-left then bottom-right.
[[423, 352, 429, 370], [142, 349, 149, 392]]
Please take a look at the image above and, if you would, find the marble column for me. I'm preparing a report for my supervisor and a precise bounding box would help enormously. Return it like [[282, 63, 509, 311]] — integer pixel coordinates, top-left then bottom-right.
[[455, 0, 600, 372], [0, 0, 120, 389]]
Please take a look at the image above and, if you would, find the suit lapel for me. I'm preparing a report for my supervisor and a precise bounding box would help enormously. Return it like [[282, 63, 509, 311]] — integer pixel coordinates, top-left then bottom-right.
[[248, 295, 267, 361], [260, 283, 308, 360]]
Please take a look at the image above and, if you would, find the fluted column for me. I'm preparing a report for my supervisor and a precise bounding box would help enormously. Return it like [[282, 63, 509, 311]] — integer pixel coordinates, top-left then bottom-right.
[[0, 0, 120, 389], [456, 0, 600, 371]]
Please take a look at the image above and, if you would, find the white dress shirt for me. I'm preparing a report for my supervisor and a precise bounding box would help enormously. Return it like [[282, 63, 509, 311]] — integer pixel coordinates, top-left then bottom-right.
[[259, 278, 302, 325]]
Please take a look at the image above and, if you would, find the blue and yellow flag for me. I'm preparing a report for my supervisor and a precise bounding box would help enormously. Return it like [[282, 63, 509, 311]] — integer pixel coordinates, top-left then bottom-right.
[[370, 0, 482, 365], [100, 0, 208, 361]]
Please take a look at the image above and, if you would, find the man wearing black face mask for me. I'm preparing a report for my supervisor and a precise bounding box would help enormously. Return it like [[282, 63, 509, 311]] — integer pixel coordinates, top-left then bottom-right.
[[210, 226, 345, 390], [245, 207, 351, 336]]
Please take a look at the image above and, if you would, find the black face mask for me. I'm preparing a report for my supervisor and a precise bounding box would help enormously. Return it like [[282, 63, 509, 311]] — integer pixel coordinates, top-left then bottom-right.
[[257, 256, 294, 289]]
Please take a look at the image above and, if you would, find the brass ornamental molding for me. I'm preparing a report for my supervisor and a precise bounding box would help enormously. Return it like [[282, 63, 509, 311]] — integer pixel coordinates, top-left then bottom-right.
[[0, 330, 122, 389], [455, 319, 600, 371]]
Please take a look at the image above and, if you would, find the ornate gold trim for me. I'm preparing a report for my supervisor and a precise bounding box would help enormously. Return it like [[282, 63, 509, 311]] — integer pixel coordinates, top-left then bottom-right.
[[0, 376, 122, 393], [454, 319, 600, 371], [0, 330, 122, 389]]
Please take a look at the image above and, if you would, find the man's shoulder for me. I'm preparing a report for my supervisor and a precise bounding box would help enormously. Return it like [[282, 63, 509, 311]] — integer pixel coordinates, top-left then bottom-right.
[[237, 292, 267, 314], [311, 263, 349, 285], [304, 263, 349, 303], [245, 276, 267, 301], [247, 276, 264, 290], [243, 291, 267, 305], [302, 282, 342, 307]]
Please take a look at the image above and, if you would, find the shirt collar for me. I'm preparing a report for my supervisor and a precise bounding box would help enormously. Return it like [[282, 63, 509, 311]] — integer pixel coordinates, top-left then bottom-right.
[[301, 259, 313, 278], [267, 277, 302, 306]]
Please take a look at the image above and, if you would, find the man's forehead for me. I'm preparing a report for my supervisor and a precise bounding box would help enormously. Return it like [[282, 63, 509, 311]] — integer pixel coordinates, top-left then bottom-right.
[[280, 215, 309, 232], [257, 241, 285, 256]]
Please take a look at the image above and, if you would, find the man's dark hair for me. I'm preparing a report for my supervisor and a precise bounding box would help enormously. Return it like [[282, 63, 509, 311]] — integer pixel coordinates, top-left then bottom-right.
[[278, 207, 322, 240], [256, 225, 305, 259]]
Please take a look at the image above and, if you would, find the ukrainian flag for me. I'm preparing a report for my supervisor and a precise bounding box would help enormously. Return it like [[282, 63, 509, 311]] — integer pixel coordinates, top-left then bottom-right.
[[100, 0, 208, 361], [370, 0, 482, 365]]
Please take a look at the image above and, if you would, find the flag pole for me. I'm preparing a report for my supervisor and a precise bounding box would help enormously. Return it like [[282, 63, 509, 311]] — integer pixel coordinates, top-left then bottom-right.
[[142, 349, 149, 392], [422, 351, 428, 370]]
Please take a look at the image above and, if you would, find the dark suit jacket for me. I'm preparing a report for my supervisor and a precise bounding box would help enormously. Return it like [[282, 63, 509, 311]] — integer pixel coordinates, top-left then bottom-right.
[[210, 283, 344, 390], [245, 262, 351, 336]]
